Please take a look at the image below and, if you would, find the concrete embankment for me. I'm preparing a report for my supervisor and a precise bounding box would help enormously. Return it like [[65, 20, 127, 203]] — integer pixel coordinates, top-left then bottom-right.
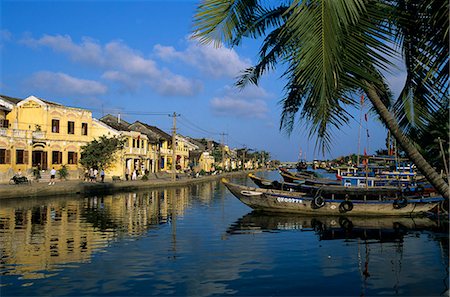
[[0, 171, 253, 199]]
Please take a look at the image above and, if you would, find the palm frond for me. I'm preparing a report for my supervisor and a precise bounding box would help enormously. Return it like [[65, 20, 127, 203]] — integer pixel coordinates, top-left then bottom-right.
[[192, 0, 259, 46]]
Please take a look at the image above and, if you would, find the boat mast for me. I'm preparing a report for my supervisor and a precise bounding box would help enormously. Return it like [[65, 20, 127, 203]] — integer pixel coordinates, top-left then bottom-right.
[[357, 94, 364, 167]]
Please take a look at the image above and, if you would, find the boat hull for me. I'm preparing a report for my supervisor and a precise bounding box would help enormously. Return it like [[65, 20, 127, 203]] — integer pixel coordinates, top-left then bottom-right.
[[222, 179, 443, 216]]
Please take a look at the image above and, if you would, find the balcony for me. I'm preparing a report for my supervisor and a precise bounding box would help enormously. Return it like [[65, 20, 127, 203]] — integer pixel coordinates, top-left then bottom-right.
[[13, 129, 26, 138], [32, 131, 46, 139], [160, 148, 173, 155], [128, 147, 147, 155]]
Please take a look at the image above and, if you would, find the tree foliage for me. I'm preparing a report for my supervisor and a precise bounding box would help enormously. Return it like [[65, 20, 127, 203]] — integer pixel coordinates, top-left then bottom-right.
[[80, 135, 125, 170], [193, 0, 449, 198], [192, 0, 448, 154]]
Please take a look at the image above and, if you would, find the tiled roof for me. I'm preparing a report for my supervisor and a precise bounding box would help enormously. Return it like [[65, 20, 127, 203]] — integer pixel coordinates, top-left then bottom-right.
[[0, 94, 22, 105], [130, 121, 171, 141], [100, 114, 131, 131]]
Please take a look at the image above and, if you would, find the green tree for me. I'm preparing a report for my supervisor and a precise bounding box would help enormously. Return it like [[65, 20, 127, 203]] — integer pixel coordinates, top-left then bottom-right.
[[80, 135, 125, 170], [193, 0, 449, 199]]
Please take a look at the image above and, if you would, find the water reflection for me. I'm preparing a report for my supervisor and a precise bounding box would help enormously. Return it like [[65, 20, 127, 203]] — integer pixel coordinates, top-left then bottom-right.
[[227, 212, 449, 296], [0, 178, 448, 296], [226, 212, 446, 239], [0, 183, 217, 282]]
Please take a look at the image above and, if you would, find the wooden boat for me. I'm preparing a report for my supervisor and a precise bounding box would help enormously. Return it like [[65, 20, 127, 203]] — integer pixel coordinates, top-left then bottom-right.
[[247, 173, 434, 201], [296, 160, 308, 171], [278, 167, 340, 185], [248, 173, 303, 191], [222, 178, 444, 216]]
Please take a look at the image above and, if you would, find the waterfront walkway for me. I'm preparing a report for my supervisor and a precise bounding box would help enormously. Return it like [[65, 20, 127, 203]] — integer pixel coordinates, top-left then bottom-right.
[[0, 170, 255, 199]]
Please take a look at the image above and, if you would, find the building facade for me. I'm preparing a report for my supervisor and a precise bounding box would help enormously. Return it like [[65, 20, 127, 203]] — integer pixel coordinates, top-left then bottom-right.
[[0, 95, 92, 181]]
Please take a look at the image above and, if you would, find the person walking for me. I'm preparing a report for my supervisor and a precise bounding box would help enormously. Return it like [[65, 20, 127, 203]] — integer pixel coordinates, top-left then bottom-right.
[[49, 167, 56, 185], [89, 168, 95, 182], [93, 168, 98, 182], [125, 167, 130, 181], [100, 169, 105, 182]]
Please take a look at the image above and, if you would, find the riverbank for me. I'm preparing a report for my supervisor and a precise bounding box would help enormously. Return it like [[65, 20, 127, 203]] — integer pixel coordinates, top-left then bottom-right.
[[0, 170, 257, 199]]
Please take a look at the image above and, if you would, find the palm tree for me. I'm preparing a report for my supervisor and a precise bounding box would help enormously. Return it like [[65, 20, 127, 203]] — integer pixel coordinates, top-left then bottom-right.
[[193, 0, 449, 199]]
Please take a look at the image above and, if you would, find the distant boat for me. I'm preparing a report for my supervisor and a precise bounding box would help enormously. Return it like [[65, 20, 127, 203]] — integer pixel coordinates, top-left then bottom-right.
[[222, 178, 444, 216], [296, 160, 308, 171]]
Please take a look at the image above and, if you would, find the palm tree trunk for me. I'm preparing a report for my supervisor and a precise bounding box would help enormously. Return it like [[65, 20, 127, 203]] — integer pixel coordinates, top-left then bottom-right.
[[365, 82, 449, 200]]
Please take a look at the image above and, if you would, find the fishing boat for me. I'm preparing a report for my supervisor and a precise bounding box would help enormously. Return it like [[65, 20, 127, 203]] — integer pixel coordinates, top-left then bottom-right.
[[279, 167, 340, 185], [296, 159, 308, 171], [248, 173, 303, 191], [221, 178, 444, 216]]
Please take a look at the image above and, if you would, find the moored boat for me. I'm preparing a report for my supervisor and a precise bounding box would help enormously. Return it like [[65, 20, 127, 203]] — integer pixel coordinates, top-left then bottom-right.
[[248, 173, 303, 191], [279, 167, 340, 185], [222, 178, 444, 216]]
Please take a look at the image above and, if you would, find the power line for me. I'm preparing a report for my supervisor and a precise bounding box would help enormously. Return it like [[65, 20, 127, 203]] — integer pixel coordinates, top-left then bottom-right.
[[178, 115, 220, 136]]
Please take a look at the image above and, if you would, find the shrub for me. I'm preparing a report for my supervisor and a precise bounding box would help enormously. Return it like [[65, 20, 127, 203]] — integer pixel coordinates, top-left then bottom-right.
[[58, 165, 69, 180]]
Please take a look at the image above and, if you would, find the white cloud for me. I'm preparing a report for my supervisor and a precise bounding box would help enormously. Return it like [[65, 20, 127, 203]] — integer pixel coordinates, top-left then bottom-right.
[[21, 34, 202, 97], [209, 84, 270, 119], [210, 96, 268, 119], [26, 71, 107, 96], [21, 34, 105, 66], [154, 39, 251, 79]]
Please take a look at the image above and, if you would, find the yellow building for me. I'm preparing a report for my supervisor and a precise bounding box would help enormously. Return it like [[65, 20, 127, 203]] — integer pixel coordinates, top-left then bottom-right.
[[0, 95, 216, 182], [0, 95, 93, 182], [99, 115, 150, 179]]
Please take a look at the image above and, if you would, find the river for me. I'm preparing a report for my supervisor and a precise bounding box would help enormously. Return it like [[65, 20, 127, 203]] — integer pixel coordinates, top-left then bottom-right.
[[0, 170, 448, 296]]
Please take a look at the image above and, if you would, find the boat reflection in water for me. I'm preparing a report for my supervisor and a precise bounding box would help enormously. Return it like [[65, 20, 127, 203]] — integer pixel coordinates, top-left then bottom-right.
[[226, 211, 449, 296], [226, 212, 443, 239]]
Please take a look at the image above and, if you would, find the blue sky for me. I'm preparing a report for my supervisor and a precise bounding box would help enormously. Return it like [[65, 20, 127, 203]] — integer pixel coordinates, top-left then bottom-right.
[[1, 0, 405, 161]]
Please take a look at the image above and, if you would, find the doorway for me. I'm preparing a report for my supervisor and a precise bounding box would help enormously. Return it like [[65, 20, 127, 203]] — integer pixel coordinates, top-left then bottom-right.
[[32, 151, 47, 170]]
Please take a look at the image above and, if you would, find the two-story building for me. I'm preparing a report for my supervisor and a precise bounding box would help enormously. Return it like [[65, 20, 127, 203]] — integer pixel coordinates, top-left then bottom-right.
[[0, 95, 93, 181], [99, 115, 150, 178]]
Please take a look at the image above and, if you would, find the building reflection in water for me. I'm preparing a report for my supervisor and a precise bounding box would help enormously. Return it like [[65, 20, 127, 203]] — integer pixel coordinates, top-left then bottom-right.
[[0, 184, 213, 281]]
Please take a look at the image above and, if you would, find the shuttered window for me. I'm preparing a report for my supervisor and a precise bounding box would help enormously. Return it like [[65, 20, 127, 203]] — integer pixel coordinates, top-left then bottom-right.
[[81, 123, 88, 135], [16, 150, 24, 164], [52, 151, 63, 164], [68, 121, 75, 134], [0, 149, 6, 164], [68, 152, 77, 164], [5, 149, 11, 164], [52, 119, 60, 133]]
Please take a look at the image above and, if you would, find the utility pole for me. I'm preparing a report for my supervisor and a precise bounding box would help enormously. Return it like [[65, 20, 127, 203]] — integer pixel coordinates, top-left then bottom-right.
[[242, 145, 246, 171], [220, 132, 228, 171], [169, 112, 180, 181]]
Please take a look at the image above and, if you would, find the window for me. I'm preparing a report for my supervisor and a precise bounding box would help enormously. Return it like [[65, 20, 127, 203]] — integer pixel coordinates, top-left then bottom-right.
[[0, 149, 5, 164], [52, 119, 60, 133], [67, 121, 75, 134], [16, 149, 24, 164], [68, 152, 77, 164], [81, 123, 88, 135], [0, 119, 9, 128], [133, 139, 136, 148], [52, 151, 62, 164]]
